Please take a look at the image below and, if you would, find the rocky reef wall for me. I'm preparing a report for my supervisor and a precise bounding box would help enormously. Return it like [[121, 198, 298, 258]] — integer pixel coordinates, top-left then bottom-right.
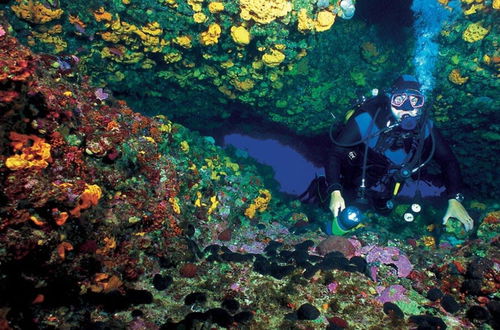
[[1, 0, 498, 197]]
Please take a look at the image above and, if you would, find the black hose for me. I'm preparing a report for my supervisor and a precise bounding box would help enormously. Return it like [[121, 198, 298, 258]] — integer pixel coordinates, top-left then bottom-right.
[[328, 97, 436, 199]]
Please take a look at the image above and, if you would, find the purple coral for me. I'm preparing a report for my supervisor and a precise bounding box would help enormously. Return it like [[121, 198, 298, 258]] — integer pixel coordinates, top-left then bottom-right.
[[361, 245, 413, 278], [95, 88, 109, 101], [376, 284, 408, 303]]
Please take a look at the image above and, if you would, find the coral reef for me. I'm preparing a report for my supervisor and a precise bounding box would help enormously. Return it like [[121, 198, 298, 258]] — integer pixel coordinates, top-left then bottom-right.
[[1, 0, 498, 197], [0, 7, 499, 330]]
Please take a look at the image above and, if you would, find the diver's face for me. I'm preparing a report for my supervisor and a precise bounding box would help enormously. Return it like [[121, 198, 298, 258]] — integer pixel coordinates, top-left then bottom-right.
[[390, 106, 421, 122], [390, 90, 424, 122]]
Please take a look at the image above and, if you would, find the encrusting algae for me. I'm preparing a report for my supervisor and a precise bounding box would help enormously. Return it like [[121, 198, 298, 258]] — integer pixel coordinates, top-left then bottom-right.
[[11, 0, 63, 24], [239, 0, 292, 24], [5, 132, 52, 171], [244, 189, 272, 219], [448, 69, 469, 85], [462, 22, 489, 42], [200, 23, 221, 46], [1, 2, 499, 329]]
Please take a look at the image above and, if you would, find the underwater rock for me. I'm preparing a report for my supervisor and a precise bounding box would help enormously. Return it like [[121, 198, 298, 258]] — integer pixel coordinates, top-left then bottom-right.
[[131, 309, 144, 318], [234, 311, 254, 324], [153, 274, 173, 291], [377, 285, 408, 304], [127, 316, 158, 330], [179, 263, 198, 278], [220, 252, 254, 263], [294, 240, 315, 251], [466, 305, 491, 322], [426, 287, 444, 301], [184, 292, 207, 305], [362, 245, 413, 278], [349, 256, 368, 274], [296, 303, 321, 320], [383, 302, 404, 319], [126, 289, 153, 306], [317, 236, 356, 258], [409, 315, 447, 329], [85, 291, 129, 312], [440, 294, 461, 314], [206, 308, 234, 327], [221, 298, 240, 314], [218, 228, 232, 241], [264, 240, 283, 256], [86, 289, 152, 312], [327, 316, 349, 329]]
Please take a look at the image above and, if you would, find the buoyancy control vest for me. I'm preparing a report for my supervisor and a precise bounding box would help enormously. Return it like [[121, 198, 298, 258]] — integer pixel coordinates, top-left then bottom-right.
[[330, 93, 436, 201]]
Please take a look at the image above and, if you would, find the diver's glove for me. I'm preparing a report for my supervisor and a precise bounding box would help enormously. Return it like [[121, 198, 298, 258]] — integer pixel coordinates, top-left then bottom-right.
[[442, 199, 474, 231], [329, 190, 346, 218]]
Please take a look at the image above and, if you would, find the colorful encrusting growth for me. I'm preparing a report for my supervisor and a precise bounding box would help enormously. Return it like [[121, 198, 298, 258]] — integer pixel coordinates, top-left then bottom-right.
[[0, 6, 499, 330], [2, 0, 498, 197]]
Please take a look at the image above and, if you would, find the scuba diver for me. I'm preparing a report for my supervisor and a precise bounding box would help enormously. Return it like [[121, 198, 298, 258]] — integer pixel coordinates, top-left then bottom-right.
[[325, 74, 474, 235]]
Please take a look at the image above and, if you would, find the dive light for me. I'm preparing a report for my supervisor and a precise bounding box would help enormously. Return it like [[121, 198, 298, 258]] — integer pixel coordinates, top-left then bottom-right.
[[327, 206, 365, 236]]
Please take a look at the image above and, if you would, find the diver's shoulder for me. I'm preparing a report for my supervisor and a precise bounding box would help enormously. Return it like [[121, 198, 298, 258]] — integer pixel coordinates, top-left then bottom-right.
[[359, 94, 388, 112]]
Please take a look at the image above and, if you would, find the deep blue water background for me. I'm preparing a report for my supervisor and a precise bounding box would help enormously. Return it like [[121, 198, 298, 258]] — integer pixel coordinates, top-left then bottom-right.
[[223, 134, 325, 195]]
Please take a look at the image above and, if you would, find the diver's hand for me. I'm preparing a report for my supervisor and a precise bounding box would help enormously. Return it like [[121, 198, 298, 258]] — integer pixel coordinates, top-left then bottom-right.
[[442, 199, 474, 231], [329, 190, 346, 218]]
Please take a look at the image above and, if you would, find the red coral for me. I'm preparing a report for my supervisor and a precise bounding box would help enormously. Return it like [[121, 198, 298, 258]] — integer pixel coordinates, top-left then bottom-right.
[[218, 228, 232, 241], [0, 36, 35, 83], [0, 90, 20, 103], [179, 263, 198, 278], [316, 236, 356, 258], [328, 316, 348, 328]]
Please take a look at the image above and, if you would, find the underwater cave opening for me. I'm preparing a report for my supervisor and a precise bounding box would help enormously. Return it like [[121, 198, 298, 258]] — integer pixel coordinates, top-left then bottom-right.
[[355, 0, 414, 42], [223, 134, 325, 196], [206, 116, 330, 197]]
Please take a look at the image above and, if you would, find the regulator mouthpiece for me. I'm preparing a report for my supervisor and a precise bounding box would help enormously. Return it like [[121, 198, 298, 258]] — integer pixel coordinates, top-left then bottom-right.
[[400, 114, 419, 131]]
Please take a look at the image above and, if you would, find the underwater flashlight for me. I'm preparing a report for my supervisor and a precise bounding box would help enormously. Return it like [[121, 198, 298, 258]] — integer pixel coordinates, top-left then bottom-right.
[[327, 206, 364, 236], [403, 203, 422, 222]]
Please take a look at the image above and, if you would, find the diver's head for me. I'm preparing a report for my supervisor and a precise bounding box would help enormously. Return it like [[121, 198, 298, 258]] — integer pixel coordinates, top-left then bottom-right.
[[389, 75, 425, 130]]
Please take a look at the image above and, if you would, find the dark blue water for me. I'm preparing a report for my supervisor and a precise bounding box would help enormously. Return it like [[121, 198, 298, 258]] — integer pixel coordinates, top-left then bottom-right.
[[223, 134, 325, 195]]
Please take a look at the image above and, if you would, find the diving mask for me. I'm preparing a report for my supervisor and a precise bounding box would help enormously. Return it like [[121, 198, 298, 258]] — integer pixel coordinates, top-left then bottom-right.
[[391, 91, 425, 109]]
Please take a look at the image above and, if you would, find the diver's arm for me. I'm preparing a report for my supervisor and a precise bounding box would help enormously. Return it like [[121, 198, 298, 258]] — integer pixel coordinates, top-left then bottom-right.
[[431, 126, 474, 231], [430, 126, 463, 196], [325, 116, 363, 194], [326, 116, 363, 217]]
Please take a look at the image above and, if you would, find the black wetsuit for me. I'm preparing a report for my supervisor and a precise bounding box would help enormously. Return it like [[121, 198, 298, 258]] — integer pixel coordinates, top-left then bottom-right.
[[325, 95, 463, 211]]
